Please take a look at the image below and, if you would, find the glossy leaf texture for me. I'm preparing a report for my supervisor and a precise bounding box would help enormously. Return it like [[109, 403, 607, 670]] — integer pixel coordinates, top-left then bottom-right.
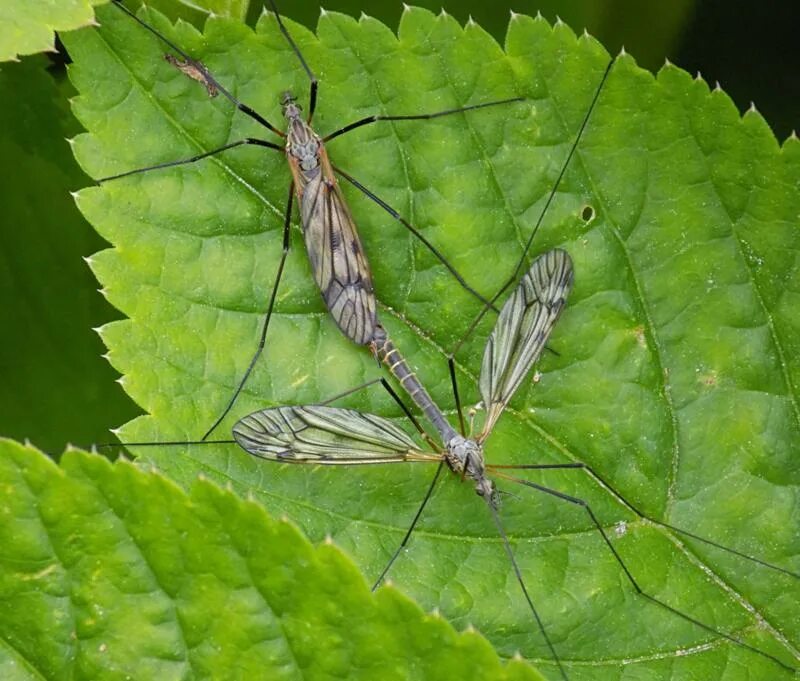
[[0, 440, 540, 680], [62, 5, 800, 680]]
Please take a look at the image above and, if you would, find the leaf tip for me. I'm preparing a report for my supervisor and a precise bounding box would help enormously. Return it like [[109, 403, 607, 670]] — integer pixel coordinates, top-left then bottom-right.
[[619, 44, 627, 56], [513, 650, 523, 661], [324, 533, 334, 545], [509, 9, 521, 21], [554, 15, 564, 27]]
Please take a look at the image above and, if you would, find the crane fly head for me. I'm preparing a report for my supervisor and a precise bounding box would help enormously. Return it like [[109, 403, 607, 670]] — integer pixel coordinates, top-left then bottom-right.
[[280, 91, 303, 120], [446, 435, 497, 506]]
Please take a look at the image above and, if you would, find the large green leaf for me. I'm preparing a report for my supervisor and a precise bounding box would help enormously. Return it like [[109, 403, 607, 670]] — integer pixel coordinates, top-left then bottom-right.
[[0, 439, 540, 680], [0, 0, 107, 62], [62, 5, 799, 680]]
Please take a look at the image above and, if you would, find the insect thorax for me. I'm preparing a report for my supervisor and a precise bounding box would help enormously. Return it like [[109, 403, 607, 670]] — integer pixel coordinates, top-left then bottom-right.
[[285, 113, 321, 173], [445, 435, 495, 502]]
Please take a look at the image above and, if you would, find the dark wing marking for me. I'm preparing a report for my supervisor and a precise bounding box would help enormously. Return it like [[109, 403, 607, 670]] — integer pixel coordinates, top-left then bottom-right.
[[478, 249, 574, 439], [233, 405, 426, 464], [300, 171, 376, 345]]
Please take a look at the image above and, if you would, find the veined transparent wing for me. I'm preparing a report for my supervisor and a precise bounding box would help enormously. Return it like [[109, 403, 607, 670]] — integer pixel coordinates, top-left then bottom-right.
[[233, 405, 431, 464], [297, 151, 377, 346], [478, 249, 574, 440]]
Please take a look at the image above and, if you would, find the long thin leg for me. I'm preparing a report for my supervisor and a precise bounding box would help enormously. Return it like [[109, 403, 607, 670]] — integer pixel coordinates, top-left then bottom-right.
[[492, 471, 797, 674], [316, 377, 386, 406], [266, 0, 318, 119], [96, 438, 234, 450], [447, 357, 467, 437], [99, 138, 282, 183], [111, 1, 285, 137], [497, 56, 616, 301], [491, 462, 799, 579], [448, 56, 617, 359], [96, 380, 393, 452], [373, 378, 433, 444], [486, 501, 568, 681], [372, 461, 446, 590], [202, 181, 295, 440], [333, 164, 497, 312], [323, 97, 525, 143]]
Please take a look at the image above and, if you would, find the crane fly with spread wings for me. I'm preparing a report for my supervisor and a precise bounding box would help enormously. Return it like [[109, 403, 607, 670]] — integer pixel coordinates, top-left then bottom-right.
[[234, 249, 573, 504], [230, 248, 798, 681]]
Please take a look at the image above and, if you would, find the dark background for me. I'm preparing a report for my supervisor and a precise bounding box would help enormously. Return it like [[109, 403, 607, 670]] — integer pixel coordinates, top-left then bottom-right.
[[0, 0, 796, 454]]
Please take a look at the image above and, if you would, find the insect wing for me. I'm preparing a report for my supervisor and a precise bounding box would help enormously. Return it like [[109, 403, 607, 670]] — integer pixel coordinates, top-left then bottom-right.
[[479, 249, 574, 438], [233, 405, 424, 464], [299, 158, 377, 346]]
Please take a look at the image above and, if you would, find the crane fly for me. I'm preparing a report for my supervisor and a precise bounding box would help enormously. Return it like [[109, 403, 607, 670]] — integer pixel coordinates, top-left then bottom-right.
[[113, 250, 799, 680], [97, 0, 524, 440]]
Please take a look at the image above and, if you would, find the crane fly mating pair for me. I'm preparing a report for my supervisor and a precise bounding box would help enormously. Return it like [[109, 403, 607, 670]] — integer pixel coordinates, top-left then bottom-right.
[[81, 2, 799, 679]]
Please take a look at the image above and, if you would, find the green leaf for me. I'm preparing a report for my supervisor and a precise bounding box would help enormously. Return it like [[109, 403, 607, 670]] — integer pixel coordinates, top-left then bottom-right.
[[0, 439, 541, 680], [129, 0, 251, 25], [61, 5, 799, 680], [0, 56, 137, 451], [0, 0, 107, 62]]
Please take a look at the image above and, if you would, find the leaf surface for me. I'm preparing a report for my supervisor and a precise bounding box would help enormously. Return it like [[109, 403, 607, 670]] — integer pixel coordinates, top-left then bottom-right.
[[0, 439, 540, 680], [62, 5, 800, 679]]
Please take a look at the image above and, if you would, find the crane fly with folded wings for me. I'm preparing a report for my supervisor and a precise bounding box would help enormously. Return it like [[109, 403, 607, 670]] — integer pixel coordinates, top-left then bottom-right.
[[98, 0, 525, 440]]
